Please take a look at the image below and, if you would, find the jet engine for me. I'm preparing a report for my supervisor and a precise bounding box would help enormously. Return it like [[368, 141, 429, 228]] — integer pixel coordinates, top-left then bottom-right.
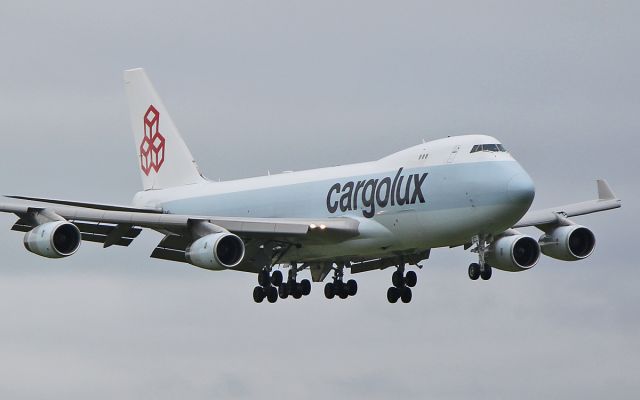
[[23, 221, 82, 258], [539, 225, 595, 261], [185, 232, 245, 270], [486, 234, 540, 272]]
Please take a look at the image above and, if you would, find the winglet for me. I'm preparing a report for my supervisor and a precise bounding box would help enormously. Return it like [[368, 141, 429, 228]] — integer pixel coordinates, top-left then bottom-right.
[[597, 179, 616, 200]]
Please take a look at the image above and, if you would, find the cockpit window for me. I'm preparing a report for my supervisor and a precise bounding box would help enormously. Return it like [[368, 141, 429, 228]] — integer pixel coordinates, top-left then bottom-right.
[[470, 144, 507, 153]]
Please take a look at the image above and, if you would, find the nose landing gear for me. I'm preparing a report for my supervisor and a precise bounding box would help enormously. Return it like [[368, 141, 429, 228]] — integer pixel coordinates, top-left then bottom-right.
[[468, 235, 493, 281]]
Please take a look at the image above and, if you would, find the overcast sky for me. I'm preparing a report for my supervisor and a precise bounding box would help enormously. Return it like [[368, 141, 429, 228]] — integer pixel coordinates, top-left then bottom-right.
[[0, 1, 638, 399]]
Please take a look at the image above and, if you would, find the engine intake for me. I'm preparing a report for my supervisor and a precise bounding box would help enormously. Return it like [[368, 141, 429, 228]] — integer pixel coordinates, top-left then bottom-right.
[[185, 232, 245, 270], [539, 225, 596, 261], [486, 234, 540, 272], [23, 221, 82, 258]]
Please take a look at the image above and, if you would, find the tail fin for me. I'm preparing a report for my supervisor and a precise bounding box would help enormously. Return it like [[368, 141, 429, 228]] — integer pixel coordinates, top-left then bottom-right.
[[124, 68, 205, 190]]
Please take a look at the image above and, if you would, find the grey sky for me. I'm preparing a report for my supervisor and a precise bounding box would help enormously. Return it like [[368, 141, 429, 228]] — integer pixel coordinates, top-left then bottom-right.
[[0, 1, 638, 399]]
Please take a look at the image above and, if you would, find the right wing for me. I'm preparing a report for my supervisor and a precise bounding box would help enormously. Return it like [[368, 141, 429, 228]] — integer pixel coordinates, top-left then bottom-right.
[[0, 198, 360, 272]]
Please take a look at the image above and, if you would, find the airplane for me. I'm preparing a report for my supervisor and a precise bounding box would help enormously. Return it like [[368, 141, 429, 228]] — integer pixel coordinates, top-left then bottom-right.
[[0, 68, 622, 304]]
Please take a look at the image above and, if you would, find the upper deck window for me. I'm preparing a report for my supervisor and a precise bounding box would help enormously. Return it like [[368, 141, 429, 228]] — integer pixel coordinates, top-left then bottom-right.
[[470, 144, 507, 153]]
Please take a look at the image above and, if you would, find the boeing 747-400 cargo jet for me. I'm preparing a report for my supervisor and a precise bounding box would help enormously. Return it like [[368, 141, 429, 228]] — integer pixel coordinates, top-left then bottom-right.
[[0, 69, 622, 303]]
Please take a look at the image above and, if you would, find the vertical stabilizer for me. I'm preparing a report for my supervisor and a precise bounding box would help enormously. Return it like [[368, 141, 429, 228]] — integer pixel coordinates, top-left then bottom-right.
[[124, 68, 205, 190]]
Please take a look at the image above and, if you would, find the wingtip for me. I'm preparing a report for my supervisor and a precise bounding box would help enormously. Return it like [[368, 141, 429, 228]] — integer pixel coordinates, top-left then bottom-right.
[[597, 179, 616, 200]]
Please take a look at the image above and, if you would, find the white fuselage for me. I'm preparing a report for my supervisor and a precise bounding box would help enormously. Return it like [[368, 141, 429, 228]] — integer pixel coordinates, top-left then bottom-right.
[[133, 135, 535, 263]]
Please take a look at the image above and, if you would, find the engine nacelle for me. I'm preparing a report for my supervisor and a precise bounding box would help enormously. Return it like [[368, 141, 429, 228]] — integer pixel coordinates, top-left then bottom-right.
[[486, 234, 540, 272], [539, 225, 595, 261], [185, 232, 245, 270], [23, 221, 82, 258]]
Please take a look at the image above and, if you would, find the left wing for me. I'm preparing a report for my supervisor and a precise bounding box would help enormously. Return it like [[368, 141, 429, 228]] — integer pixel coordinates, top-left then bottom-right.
[[514, 179, 621, 228]]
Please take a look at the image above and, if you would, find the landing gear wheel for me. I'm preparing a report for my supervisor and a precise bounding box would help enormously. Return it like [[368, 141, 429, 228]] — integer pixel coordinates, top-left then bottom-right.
[[278, 283, 289, 299], [292, 285, 303, 299], [468, 263, 480, 280], [300, 279, 311, 296], [334, 281, 346, 298], [271, 270, 283, 286], [480, 265, 492, 280], [253, 286, 265, 303], [392, 271, 404, 288], [346, 279, 358, 296], [405, 271, 417, 287], [258, 270, 270, 287], [324, 282, 335, 299], [266, 286, 278, 303], [400, 287, 412, 303], [387, 287, 400, 303]]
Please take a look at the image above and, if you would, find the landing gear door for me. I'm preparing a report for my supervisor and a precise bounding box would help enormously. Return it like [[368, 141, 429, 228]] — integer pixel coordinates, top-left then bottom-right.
[[447, 145, 460, 163]]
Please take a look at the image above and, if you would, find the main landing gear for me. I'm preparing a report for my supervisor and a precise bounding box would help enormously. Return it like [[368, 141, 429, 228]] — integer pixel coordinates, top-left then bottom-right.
[[387, 263, 417, 303], [278, 264, 311, 300], [253, 264, 311, 303], [468, 235, 493, 281], [253, 269, 279, 303], [324, 264, 358, 300]]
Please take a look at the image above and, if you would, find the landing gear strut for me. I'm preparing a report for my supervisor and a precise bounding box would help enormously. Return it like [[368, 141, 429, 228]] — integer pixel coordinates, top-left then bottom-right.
[[469, 235, 493, 281], [387, 263, 416, 303], [324, 264, 358, 300]]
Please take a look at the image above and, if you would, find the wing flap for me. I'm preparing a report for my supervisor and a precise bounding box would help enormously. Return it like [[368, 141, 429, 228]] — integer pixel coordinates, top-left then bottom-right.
[[150, 247, 187, 263]]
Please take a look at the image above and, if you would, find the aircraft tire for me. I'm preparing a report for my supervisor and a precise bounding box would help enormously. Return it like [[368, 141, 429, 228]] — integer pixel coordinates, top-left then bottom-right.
[[266, 286, 278, 303], [480, 265, 492, 280], [468, 263, 480, 280], [300, 279, 311, 296], [346, 279, 358, 296], [253, 286, 265, 303], [271, 270, 283, 286], [392, 271, 404, 288], [405, 271, 417, 287], [278, 283, 289, 299], [387, 287, 399, 303], [324, 282, 335, 299], [258, 270, 270, 287], [400, 287, 412, 303]]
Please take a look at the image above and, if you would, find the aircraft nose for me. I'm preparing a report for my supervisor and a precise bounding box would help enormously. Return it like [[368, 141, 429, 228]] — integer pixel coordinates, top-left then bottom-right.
[[507, 172, 535, 206]]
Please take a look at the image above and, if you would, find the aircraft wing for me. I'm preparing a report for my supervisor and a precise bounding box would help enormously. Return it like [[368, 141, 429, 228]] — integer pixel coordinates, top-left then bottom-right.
[[513, 179, 622, 228], [0, 197, 360, 272]]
